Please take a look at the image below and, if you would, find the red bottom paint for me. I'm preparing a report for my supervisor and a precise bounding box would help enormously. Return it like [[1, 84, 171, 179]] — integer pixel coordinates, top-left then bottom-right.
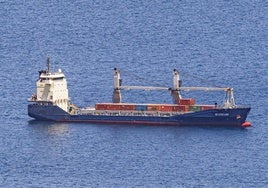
[[241, 121, 251, 127]]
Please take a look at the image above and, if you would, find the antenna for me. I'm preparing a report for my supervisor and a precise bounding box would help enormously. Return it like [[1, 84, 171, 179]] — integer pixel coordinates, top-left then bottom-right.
[[46, 56, 50, 73]]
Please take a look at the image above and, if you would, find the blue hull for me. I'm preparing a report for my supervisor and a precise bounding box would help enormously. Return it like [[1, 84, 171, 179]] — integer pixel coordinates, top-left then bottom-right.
[[28, 104, 251, 127]]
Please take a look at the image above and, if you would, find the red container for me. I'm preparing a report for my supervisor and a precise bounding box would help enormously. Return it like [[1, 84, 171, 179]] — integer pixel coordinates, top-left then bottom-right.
[[95, 103, 109, 110], [96, 103, 135, 111], [95, 103, 112, 110], [201, 105, 215, 110], [147, 104, 161, 111], [160, 105, 174, 112], [118, 104, 135, 111], [108, 104, 121, 110], [178, 98, 195, 105], [172, 105, 189, 112]]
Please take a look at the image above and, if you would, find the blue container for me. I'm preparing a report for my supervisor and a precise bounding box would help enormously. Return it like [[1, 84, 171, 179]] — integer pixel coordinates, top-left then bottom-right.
[[135, 105, 147, 111]]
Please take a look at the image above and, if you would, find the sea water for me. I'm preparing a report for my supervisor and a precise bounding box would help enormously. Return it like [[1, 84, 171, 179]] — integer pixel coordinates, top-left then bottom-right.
[[0, 0, 267, 187]]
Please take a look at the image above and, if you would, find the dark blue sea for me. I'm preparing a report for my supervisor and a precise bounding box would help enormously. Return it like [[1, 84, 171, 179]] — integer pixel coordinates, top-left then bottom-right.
[[0, 0, 267, 187]]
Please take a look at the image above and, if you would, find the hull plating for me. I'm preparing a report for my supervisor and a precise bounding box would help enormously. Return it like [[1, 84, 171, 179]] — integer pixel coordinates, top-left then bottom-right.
[[28, 104, 251, 127]]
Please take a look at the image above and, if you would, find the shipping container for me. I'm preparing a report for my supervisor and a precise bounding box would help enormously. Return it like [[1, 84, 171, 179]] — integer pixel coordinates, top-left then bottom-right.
[[95, 103, 108, 110], [119, 104, 135, 111], [96, 103, 135, 111], [135, 104, 147, 111], [160, 105, 174, 112], [147, 104, 161, 111], [108, 105, 120, 110], [189, 105, 201, 111], [172, 105, 189, 112], [99, 104, 117, 111], [179, 98, 195, 105], [201, 105, 215, 110]]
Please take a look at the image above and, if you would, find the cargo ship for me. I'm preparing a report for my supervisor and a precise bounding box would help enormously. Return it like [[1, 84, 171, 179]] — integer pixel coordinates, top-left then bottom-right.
[[28, 57, 251, 127]]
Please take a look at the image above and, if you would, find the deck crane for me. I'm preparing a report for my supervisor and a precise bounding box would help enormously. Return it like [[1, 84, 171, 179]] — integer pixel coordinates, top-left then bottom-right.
[[113, 68, 236, 108]]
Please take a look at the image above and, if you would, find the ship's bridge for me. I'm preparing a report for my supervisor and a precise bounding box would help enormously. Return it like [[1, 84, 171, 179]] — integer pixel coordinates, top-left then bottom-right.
[[39, 70, 65, 84], [40, 70, 65, 80]]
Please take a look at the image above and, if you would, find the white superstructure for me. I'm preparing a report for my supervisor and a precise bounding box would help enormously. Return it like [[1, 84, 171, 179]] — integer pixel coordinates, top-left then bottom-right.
[[30, 57, 70, 112]]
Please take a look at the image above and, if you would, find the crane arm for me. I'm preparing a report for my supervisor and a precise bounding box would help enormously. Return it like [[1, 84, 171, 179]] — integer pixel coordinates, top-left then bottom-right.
[[119, 86, 232, 92], [119, 86, 169, 91]]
